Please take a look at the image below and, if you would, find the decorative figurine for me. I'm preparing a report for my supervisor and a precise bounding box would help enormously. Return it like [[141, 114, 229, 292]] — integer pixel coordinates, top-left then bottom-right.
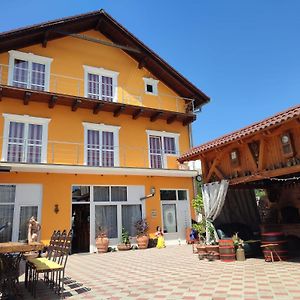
[[28, 216, 41, 243]]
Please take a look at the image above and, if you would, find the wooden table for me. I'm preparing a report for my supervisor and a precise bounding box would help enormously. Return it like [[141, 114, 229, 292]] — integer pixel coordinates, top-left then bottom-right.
[[0, 242, 44, 298]]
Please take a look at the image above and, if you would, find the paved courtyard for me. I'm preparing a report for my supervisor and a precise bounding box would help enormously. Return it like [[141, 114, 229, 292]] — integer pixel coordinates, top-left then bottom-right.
[[19, 245, 300, 300]]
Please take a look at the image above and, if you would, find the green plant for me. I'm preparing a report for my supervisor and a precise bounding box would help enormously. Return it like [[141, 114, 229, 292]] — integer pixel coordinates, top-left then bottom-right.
[[192, 193, 204, 215], [192, 221, 206, 235], [121, 227, 130, 245], [232, 233, 244, 248], [134, 219, 149, 236]]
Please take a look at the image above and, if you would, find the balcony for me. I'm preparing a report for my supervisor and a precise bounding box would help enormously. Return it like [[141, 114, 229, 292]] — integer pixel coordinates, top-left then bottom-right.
[[0, 138, 195, 177], [0, 64, 196, 125]]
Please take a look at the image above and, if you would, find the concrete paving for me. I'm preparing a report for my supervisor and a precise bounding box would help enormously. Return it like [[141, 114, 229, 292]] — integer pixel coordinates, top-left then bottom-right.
[[19, 245, 300, 299]]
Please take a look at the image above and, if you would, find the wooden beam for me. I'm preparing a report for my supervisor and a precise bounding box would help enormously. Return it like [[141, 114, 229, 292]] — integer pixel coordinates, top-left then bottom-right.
[[42, 31, 50, 48], [93, 103, 104, 114], [167, 114, 177, 124], [132, 108, 143, 120], [230, 164, 300, 185], [113, 105, 126, 117], [95, 18, 103, 30], [200, 158, 208, 183], [183, 116, 195, 126], [206, 154, 223, 182], [214, 166, 225, 180], [71, 99, 81, 111], [48, 95, 57, 108], [55, 31, 141, 54], [150, 111, 163, 122], [258, 139, 265, 171], [23, 91, 31, 105], [138, 58, 146, 69], [246, 143, 258, 171]]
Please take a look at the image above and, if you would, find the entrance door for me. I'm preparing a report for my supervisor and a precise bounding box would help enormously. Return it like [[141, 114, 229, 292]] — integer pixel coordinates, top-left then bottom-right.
[[71, 204, 90, 253]]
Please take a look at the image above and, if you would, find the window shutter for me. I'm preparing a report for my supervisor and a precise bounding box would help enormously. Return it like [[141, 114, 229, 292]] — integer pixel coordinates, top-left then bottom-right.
[[27, 124, 43, 163], [102, 131, 114, 167], [87, 129, 100, 166], [164, 137, 176, 154], [7, 122, 25, 162]]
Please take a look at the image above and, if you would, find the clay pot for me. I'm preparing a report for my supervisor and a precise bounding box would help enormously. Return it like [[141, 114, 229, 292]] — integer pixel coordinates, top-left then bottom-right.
[[95, 236, 109, 253], [136, 235, 149, 249], [117, 243, 131, 251]]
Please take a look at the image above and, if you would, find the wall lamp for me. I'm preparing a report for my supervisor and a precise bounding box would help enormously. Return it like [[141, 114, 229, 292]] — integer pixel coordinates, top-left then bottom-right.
[[54, 204, 59, 214], [140, 186, 156, 201]]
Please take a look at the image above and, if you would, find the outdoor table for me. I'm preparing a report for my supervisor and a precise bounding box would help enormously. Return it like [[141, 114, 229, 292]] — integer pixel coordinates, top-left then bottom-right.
[[0, 242, 44, 298]]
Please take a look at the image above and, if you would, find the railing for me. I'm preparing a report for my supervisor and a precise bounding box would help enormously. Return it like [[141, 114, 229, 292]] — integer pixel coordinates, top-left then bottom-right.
[[0, 138, 189, 170], [0, 64, 195, 113]]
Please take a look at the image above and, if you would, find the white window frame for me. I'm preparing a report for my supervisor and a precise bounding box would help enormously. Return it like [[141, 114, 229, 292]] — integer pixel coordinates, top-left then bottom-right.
[[143, 77, 159, 96], [1, 113, 51, 163], [83, 122, 121, 167], [146, 130, 180, 168], [8, 50, 53, 91], [83, 65, 119, 102]]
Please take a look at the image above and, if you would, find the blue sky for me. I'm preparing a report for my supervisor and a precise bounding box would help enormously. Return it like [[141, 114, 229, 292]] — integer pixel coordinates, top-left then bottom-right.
[[0, 1, 299, 146]]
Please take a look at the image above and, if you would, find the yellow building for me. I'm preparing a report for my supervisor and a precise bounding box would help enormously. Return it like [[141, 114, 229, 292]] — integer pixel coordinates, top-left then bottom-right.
[[0, 10, 209, 252]]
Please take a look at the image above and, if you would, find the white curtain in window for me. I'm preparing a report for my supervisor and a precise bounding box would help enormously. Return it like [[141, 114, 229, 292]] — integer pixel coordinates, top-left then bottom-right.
[[95, 205, 117, 238], [121, 205, 142, 236], [0, 205, 14, 242], [202, 180, 229, 243]]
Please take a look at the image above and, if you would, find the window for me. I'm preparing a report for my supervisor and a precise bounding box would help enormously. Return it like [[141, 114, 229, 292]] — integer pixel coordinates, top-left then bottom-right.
[[160, 190, 188, 201], [143, 78, 158, 95], [95, 205, 118, 239], [94, 186, 127, 202], [0, 185, 15, 242], [229, 149, 240, 168], [8, 50, 52, 91], [2, 114, 50, 163], [146, 130, 179, 168], [83, 123, 120, 167], [280, 132, 294, 157], [83, 65, 119, 102]]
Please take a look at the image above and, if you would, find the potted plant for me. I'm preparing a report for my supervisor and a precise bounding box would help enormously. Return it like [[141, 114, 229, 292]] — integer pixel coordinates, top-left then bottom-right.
[[117, 227, 131, 251], [95, 226, 109, 253], [135, 219, 149, 249]]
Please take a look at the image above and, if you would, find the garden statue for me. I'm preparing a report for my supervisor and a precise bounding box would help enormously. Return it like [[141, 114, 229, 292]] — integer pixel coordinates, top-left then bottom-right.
[[28, 216, 41, 243]]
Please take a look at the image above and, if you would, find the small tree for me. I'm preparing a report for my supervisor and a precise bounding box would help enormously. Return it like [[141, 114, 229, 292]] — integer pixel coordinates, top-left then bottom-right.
[[121, 227, 130, 245]]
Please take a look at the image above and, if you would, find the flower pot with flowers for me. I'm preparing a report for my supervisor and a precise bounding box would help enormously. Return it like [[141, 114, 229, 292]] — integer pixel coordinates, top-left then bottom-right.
[[117, 227, 131, 251], [95, 226, 109, 253], [135, 219, 149, 249]]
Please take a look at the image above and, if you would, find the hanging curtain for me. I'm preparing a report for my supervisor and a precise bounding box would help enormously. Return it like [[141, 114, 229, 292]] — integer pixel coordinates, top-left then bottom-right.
[[95, 205, 117, 238], [121, 205, 142, 236], [202, 180, 229, 243]]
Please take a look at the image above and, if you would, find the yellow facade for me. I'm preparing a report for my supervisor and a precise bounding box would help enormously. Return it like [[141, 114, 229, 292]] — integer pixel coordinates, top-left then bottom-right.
[[0, 20, 199, 250]]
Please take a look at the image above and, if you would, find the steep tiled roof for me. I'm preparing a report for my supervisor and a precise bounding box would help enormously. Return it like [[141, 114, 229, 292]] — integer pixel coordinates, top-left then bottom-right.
[[179, 104, 300, 162]]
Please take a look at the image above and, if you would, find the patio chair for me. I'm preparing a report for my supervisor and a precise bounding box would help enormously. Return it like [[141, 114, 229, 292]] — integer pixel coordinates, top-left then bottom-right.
[[24, 230, 60, 288], [26, 230, 72, 298]]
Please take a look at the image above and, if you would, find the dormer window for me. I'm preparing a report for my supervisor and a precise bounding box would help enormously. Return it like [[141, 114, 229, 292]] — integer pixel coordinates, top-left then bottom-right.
[[143, 78, 158, 96], [84, 65, 119, 102], [280, 132, 294, 157], [230, 149, 240, 167], [8, 50, 53, 91]]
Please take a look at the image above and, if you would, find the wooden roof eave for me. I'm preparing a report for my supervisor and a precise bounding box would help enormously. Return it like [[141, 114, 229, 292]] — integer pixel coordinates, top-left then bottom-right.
[[0, 84, 196, 126]]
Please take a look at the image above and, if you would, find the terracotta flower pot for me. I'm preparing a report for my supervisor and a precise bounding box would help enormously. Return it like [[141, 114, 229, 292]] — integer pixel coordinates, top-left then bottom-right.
[[136, 235, 149, 249], [117, 243, 131, 251], [95, 236, 109, 253]]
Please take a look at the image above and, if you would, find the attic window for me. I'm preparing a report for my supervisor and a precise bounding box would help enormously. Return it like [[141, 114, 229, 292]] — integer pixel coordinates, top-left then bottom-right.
[[143, 78, 158, 95]]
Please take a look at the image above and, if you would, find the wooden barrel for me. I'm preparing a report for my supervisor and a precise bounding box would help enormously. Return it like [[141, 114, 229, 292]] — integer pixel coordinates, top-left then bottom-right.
[[261, 232, 288, 261], [219, 239, 235, 262]]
